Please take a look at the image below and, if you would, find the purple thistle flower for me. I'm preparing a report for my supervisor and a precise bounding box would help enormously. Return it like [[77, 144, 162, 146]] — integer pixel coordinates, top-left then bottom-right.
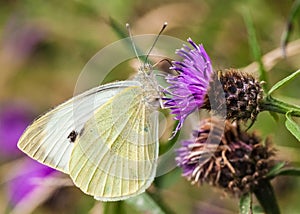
[[7, 158, 56, 206], [0, 102, 56, 205], [163, 38, 214, 135], [164, 39, 263, 138], [0, 102, 33, 157]]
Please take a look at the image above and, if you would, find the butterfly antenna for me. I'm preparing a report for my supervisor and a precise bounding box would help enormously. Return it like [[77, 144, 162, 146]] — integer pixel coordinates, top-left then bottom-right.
[[145, 22, 168, 63], [126, 23, 142, 65]]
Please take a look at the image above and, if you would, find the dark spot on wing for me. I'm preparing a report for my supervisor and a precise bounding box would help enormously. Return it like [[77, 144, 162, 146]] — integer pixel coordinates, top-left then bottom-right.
[[79, 127, 85, 136], [67, 130, 78, 143]]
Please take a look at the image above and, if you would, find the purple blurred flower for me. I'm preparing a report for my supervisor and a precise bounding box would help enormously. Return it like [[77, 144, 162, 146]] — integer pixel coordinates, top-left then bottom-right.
[[0, 102, 56, 205], [2, 15, 46, 62], [7, 158, 55, 205], [163, 38, 213, 136], [0, 102, 33, 157]]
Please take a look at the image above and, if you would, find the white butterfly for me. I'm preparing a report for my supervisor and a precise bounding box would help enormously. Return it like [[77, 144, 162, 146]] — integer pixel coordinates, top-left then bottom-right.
[[17, 42, 162, 201]]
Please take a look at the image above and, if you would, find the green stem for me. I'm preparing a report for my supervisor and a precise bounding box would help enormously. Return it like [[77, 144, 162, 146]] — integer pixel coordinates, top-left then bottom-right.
[[253, 179, 280, 214], [103, 201, 123, 214], [260, 96, 300, 116], [147, 191, 175, 214]]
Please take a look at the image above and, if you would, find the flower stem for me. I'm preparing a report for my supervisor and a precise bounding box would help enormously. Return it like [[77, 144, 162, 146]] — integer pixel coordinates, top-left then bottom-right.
[[147, 191, 175, 214], [253, 179, 280, 214], [260, 96, 300, 116]]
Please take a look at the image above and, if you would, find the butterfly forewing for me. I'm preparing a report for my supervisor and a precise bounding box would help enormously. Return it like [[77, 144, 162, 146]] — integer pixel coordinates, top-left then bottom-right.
[[17, 81, 139, 173], [69, 85, 159, 201]]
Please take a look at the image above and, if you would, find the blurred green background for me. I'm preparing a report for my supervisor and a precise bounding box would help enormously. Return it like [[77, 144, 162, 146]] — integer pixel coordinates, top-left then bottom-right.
[[1, 0, 300, 213]]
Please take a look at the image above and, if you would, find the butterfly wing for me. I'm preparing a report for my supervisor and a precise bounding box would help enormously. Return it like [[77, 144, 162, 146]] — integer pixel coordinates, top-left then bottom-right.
[[69, 86, 159, 201], [17, 81, 139, 173]]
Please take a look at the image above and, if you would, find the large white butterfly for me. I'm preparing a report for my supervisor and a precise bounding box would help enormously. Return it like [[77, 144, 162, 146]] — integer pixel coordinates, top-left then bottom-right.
[[17, 26, 164, 201]]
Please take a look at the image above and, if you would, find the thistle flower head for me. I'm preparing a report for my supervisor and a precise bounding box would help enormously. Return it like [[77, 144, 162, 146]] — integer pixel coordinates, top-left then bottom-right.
[[176, 118, 275, 196], [163, 38, 213, 135], [163, 38, 264, 137]]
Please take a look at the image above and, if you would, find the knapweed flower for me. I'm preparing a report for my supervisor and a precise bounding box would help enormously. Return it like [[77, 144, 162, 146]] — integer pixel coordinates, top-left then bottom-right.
[[176, 118, 275, 196], [0, 102, 33, 158], [164, 38, 263, 135], [164, 38, 214, 134], [0, 102, 56, 206], [7, 158, 56, 206]]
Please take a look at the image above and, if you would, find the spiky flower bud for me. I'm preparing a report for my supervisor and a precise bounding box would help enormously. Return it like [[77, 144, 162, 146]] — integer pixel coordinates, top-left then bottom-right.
[[176, 118, 275, 197], [203, 69, 263, 121]]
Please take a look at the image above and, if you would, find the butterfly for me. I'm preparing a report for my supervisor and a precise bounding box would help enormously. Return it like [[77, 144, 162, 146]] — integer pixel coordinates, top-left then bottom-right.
[[17, 24, 167, 201]]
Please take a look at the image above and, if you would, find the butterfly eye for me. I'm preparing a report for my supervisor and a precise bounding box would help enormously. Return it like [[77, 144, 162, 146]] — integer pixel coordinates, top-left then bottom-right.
[[142, 63, 153, 75]]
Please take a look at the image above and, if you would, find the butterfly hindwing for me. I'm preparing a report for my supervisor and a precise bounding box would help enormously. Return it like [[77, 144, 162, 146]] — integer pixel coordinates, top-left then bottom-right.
[[17, 81, 139, 173], [69, 85, 159, 201]]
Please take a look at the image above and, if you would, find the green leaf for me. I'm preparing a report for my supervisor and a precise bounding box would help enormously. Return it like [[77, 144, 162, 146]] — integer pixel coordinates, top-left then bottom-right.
[[268, 69, 300, 96], [243, 10, 268, 91], [285, 111, 300, 141], [125, 193, 166, 214], [269, 111, 279, 122], [281, 0, 300, 56], [239, 193, 252, 214], [269, 167, 300, 177], [266, 162, 285, 179], [109, 17, 128, 39]]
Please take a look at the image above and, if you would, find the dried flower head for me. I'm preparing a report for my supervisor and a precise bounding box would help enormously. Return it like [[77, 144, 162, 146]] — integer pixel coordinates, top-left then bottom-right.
[[164, 39, 263, 136], [176, 118, 275, 196]]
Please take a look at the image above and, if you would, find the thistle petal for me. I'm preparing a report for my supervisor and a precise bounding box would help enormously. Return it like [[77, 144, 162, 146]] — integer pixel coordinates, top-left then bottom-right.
[[164, 39, 213, 135]]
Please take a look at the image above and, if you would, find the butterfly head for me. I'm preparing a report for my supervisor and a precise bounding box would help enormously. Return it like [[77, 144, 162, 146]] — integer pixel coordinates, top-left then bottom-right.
[[126, 22, 167, 110], [134, 64, 161, 110], [139, 62, 153, 75]]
